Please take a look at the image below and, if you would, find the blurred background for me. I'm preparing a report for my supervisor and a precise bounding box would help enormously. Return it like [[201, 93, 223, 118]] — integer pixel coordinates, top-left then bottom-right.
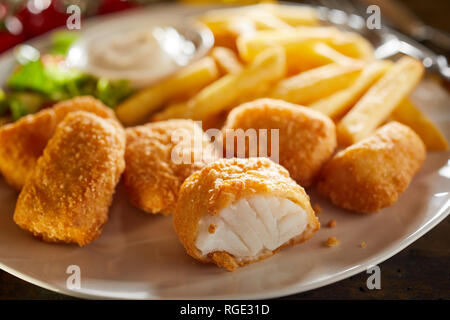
[[0, 0, 449, 54]]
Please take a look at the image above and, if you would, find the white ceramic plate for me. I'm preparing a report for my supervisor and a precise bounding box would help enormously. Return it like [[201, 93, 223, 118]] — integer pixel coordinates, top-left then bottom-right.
[[0, 4, 449, 300]]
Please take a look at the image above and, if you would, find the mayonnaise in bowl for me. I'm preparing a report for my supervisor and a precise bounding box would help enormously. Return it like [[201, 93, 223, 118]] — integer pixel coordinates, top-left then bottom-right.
[[66, 14, 213, 88]]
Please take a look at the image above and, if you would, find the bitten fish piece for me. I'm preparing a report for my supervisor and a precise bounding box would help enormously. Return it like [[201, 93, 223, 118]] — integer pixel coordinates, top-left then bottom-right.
[[174, 157, 320, 271], [222, 98, 337, 187], [0, 96, 116, 189], [123, 119, 219, 215], [317, 122, 426, 213], [14, 111, 125, 246]]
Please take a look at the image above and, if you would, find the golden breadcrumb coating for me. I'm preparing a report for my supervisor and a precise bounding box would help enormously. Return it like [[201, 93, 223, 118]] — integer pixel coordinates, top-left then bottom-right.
[[123, 119, 219, 215], [222, 98, 336, 187], [317, 121, 426, 213], [0, 111, 56, 190], [0, 96, 116, 189], [174, 157, 320, 271], [51, 95, 117, 122], [13, 111, 125, 246]]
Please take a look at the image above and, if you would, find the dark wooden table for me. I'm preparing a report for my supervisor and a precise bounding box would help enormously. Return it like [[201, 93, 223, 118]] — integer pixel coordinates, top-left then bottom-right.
[[0, 0, 449, 300]]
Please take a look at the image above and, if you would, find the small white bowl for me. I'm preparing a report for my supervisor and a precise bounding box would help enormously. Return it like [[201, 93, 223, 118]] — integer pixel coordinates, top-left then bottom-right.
[[66, 14, 214, 88]]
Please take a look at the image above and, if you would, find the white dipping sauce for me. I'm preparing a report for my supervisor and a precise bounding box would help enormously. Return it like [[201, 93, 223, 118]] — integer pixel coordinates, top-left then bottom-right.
[[66, 13, 214, 88], [89, 26, 195, 73]]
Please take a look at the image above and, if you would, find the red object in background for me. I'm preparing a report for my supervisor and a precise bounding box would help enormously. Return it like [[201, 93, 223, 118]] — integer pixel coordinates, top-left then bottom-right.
[[0, 31, 26, 53], [0, 0, 140, 54], [97, 0, 138, 15], [16, 2, 69, 39], [0, 0, 27, 53]]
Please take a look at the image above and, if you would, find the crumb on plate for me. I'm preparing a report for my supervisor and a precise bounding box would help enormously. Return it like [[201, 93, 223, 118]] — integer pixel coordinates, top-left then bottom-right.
[[313, 204, 322, 215], [325, 236, 339, 247], [327, 219, 337, 228]]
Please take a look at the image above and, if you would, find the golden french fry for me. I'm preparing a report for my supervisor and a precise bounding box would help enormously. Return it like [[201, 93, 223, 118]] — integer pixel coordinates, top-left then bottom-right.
[[200, 14, 255, 51], [255, 3, 319, 26], [329, 32, 374, 60], [279, 42, 362, 74], [390, 98, 448, 151], [199, 4, 317, 32], [153, 47, 286, 121], [245, 9, 294, 30], [310, 60, 391, 119], [312, 43, 362, 66], [237, 27, 374, 63], [116, 57, 219, 126], [210, 46, 244, 75], [158, 80, 272, 123], [270, 62, 364, 105], [337, 56, 425, 146], [152, 102, 187, 122], [237, 27, 337, 62], [201, 4, 319, 27]]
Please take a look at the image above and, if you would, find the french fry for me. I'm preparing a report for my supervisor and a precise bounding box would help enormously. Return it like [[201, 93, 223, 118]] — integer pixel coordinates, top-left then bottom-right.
[[310, 60, 391, 119], [234, 81, 271, 106], [210, 46, 244, 75], [116, 57, 219, 126], [337, 56, 425, 146], [312, 43, 362, 66], [237, 27, 374, 63], [270, 62, 364, 105], [201, 4, 319, 27], [255, 3, 319, 26], [199, 14, 255, 51], [159, 81, 272, 124], [390, 98, 449, 150], [279, 42, 362, 74], [152, 101, 187, 122], [237, 27, 337, 62], [329, 32, 374, 61], [245, 9, 294, 30], [153, 47, 286, 121]]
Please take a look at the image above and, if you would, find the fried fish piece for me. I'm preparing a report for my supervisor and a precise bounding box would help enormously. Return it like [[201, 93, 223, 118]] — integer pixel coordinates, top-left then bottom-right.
[[123, 119, 219, 215], [317, 121, 426, 213], [14, 111, 125, 246], [0, 96, 116, 189], [222, 98, 337, 187], [174, 157, 320, 271]]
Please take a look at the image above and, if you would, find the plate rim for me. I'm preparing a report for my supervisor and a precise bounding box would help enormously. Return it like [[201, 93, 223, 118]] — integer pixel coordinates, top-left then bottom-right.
[[1, 199, 448, 300]]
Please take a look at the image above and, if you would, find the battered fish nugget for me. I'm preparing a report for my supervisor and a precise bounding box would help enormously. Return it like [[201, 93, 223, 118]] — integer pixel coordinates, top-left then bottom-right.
[[174, 157, 320, 271], [123, 119, 219, 215], [0, 96, 116, 189], [222, 98, 336, 187], [317, 121, 426, 213], [14, 111, 125, 246]]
